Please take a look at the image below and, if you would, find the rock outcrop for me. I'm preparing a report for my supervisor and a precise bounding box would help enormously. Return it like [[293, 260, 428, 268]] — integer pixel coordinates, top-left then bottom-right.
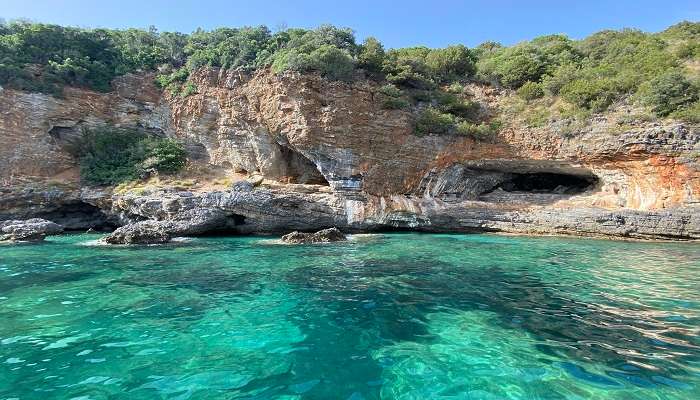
[[1, 68, 698, 240], [104, 221, 172, 244], [281, 227, 347, 244], [0, 219, 63, 242]]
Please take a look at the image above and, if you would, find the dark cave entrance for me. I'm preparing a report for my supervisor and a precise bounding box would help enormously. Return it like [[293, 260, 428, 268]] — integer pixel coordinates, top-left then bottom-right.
[[35, 201, 115, 231], [277, 145, 330, 186], [497, 172, 598, 195]]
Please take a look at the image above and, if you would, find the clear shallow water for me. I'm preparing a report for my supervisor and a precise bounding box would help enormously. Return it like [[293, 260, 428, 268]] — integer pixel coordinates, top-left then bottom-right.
[[1, 233, 699, 400]]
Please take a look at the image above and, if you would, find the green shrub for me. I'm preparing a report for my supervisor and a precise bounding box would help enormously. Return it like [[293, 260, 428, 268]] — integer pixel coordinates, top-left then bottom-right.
[[523, 107, 551, 127], [540, 63, 578, 95], [156, 67, 188, 88], [446, 82, 464, 94], [409, 89, 433, 102], [272, 43, 355, 81], [435, 91, 480, 119], [184, 26, 274, 71], [269, 25, 358, 80], [382, 47, 435, 89], [415, 107, 454, 135], [358, 37, 385, 75], [424, 45, 476, 81], [639, 70, 698, 116], [669, 100, 700, 122], [455, 120, 501, 139], [477, 46, 546, 88], [560, 77, 620, 112], [141, 138, 188, 173], [382, 97, 410, 109], [308, 45, 356, 80], [516, 81, 544, 101], [476, 36, 578, 89], [180, 82, 198, 97], [78, 129, 147, 185], [378, 84, 409, 109], [77, 128, 187, 185]]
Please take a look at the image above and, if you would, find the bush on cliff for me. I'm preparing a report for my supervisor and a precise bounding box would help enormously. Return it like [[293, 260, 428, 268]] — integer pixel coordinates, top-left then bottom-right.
[[378, 84, 410, 109], [476, 35, 579, 89], [270, 25, 358, 80], [141, 138, 188, 174], [78, 128, 187, 185], [455, 120, 502, 139], [414, 107, 500, 139], [184, 26, 274, 71], [434, 91, 480, 119], [517, 81, 544, 101], [380, 45, 476, 89], [1, 19, 698, 123], [357, 37, 385, 76], [638, 70, 698, 117], [415, 107, 455, 135]]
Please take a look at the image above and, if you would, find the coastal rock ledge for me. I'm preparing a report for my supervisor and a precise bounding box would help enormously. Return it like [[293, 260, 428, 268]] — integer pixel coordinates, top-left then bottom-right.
[[104, 221, 172, 245], [0, 219, 63, 242]]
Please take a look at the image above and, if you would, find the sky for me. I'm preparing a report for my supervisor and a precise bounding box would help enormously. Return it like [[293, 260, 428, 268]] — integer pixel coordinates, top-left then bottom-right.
[[1, 0, 698, 48]]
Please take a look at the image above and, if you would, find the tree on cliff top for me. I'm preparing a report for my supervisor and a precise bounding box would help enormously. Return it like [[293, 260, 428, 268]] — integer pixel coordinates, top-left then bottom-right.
[[1, 19, 697, 120]]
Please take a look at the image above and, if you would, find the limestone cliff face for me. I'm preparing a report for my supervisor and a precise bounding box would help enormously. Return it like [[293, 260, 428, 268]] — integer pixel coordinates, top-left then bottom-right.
[[1, 69, 698, 239]]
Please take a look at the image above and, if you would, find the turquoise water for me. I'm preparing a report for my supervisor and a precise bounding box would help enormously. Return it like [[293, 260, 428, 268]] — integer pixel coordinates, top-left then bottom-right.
[[1, 233, 699, 400]]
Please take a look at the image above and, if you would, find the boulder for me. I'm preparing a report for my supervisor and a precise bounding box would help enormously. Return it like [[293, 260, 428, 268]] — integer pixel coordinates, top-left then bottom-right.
[[231, 180, 254, 192], [104, 221, 172, 244], [281, 227, 346, 244], [248, 174, 264, 187], [0, 219, 63, 242]]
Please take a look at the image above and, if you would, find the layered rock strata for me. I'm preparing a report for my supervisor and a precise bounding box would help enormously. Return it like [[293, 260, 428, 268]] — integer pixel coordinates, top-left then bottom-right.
[[0, 219, 63, 242], [1, 69, 698, 240]]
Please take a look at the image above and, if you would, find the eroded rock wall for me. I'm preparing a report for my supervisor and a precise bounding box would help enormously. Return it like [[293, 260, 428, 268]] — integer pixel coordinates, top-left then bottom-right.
[[1, 68, 698, 238]]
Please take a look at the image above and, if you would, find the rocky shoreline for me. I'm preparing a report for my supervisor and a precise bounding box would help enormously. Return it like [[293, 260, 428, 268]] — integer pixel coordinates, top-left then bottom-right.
[[0, 218, 63, 242], [1, 70, 698, 242], [2, 182, 698, 244]]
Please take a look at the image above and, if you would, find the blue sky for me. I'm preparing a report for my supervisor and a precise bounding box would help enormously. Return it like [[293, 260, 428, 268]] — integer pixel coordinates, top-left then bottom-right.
[[2, 0, 698, 48]]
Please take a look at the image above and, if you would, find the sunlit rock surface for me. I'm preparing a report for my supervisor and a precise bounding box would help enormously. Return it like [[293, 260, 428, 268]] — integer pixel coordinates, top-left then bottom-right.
[[1, 69, 698, 239]]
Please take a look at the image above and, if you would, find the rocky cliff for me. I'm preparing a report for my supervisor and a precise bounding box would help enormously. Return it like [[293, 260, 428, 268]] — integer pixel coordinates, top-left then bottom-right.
[[1, 69, 699, 239]]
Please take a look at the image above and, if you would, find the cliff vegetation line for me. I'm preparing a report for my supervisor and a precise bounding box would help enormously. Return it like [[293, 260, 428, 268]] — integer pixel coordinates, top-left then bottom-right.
[[1, 20, 698, 133]]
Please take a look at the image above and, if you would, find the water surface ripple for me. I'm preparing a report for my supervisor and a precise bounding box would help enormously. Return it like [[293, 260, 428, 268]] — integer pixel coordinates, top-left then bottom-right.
[[1, 233, 699, 399]]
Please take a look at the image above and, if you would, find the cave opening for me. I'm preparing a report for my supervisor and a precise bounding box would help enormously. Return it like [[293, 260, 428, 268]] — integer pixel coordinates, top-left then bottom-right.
[[277, 145, 329, 186], [229, 213, 246, 226], [498, 172, 597, 194], [35, 201, 115, 231]]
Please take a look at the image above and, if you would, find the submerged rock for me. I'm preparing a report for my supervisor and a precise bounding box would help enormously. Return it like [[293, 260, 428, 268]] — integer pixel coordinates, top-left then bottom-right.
[[104, 221, 172, 244], [281, 227, 347, 244], [0, 219, 63, 242]]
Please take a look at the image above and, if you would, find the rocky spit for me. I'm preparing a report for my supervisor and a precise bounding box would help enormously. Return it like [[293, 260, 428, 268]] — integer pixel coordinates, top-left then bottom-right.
[[0, 219, 63, 242], [1, 69, 699, 242]]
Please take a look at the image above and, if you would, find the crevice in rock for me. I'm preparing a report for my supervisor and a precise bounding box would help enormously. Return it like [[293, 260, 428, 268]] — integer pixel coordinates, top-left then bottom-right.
[[229, 213, 246, 226], [493, 172, 597, 195]]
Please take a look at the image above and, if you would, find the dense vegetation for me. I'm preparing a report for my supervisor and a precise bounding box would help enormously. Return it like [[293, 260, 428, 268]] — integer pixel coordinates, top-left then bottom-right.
[[1, 19, 698, 129], [77, 128, 186, 185]]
